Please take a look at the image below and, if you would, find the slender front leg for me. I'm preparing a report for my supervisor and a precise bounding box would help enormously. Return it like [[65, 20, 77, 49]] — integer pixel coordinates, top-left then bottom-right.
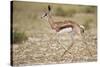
[[56, 32, 66, 50], [61, 32, 74, 57]]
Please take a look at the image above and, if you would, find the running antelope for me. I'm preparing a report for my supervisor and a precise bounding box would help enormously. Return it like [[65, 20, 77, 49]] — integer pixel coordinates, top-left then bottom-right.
[[41, 5, 85, 56]]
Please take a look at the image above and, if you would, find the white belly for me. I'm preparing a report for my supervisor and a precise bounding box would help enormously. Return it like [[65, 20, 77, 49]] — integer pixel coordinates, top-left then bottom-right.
[[58, 27, 72, 33]]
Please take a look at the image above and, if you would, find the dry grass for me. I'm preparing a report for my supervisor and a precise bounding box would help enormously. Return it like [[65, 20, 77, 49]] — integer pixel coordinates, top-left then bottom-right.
[[12, 1, 97, 66]]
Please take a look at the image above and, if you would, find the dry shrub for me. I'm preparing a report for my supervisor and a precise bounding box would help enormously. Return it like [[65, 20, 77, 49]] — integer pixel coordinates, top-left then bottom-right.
[[12, 31, 28, 44], [55, 7, 76, 17], [82, 6, 97, 13], [83, 17, 93, 30]]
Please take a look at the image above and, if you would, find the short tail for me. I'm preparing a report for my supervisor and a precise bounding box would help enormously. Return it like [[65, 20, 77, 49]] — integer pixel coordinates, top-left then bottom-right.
[[79, 25, 85, 33]]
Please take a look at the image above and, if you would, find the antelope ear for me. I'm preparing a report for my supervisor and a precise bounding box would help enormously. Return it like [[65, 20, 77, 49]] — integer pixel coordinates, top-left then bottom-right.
[[48, 5, 51, 11]]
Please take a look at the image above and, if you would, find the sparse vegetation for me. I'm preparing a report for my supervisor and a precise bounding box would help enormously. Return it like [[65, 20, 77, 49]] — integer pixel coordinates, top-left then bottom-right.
[[55, 7, 76, 17], [55, 6, 96, 17], [83, 22, 90, 30], [82, 6, 97, 13], [12, 31, 28, 44], [83, 17, 94, 30]]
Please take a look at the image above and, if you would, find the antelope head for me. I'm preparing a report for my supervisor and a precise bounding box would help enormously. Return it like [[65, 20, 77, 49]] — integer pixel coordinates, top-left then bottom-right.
[[41, 5, 51, 18]]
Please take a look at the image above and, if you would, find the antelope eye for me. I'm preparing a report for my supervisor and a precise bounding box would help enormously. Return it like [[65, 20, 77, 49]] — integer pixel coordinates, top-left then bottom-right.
[[44, 13, 47, 16], [42, 13, 47, 18]]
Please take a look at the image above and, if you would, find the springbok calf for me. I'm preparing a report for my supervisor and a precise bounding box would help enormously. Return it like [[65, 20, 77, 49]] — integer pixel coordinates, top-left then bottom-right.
[[41, 5, 85, 57]]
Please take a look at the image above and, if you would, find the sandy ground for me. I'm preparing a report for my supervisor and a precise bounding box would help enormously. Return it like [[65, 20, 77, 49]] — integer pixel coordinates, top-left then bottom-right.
[[12, 28, 97, 66]]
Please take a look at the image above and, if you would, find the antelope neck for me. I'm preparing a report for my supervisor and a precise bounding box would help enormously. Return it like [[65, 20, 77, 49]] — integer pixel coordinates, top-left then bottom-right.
[[47, 12, 55, 29]]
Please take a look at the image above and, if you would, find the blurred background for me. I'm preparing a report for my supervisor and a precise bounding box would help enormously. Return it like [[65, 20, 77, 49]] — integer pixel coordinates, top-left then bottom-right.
[[12, 1, 97, 65]]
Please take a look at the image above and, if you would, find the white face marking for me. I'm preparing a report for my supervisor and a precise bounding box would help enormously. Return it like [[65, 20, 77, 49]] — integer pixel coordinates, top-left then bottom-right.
[[58, 27, 73, 33]]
